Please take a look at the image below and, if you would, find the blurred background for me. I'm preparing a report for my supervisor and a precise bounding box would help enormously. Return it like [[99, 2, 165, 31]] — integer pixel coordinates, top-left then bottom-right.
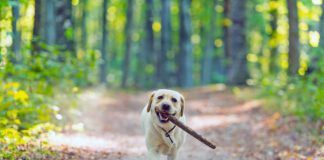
[[0, 0, 323, 159], [1, 0, 322, 88]]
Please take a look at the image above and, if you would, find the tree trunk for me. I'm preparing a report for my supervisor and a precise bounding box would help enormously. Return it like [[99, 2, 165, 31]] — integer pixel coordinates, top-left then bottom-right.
[[32, 0, 41, 55], [157, 0, 171, 86], [11, 0, 20, 63], [201, 0, 217, 85], [269, 0, 279, 74], [55, 0, 74, 52], [223, 0, 231, 72], [45, 0, 56, 45], [81, 0, 88, 51], [99, 0, 108, 84], [178, 0, 193, 88], [227, 0, 248, 85], [137, 0, 154, 88], [121, 0, 134, 88], [287, 0, 300, 75]]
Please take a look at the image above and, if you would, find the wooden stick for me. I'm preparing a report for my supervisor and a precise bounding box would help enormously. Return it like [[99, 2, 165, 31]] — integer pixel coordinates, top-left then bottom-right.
[[168, 115, 216, 149]]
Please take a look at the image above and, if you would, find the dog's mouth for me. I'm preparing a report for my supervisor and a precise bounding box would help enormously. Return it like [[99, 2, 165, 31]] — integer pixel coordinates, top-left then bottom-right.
[[155, 108, 176, 123]]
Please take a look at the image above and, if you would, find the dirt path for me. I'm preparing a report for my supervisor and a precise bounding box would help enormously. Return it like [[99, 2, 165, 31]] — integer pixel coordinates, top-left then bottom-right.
[[48, 86, 322, 160]]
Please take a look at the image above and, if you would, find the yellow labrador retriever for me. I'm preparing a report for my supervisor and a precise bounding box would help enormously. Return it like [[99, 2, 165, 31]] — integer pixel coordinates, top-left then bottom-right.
[[141, 89, 186, 160]]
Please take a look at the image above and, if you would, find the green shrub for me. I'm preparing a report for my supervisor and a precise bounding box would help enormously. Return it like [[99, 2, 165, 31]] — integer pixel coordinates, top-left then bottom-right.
[[0, 47, 96, 158], [258, 66, 324, 121], [0, 81, 57, 159]]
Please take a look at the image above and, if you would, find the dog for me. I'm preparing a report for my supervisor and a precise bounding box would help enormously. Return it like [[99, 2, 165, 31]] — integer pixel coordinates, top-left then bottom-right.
[[141, 89, 186, 160]]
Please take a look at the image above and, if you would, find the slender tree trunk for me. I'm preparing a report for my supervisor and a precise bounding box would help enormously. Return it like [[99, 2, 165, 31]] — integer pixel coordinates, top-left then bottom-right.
[[99, 0, 108, 84], [11, 0, 20, 63], [45, 0, 56, 45], [81, 0, 88, 51], [201, 0, 217, 85], [136, 40, 146, 88], [141, 0, 155, 87], [136, 0, 154, 88], [110, 31, 117, 61], [55, 0, 64, 49], [157, 0, 171, 86], [121, 0, 134, 88], [223, 0, 231, 73], [287, 0, 300, 75], [32, 0, 41, 55], [55, 0, 74, 52], [67, 0, 74, 52], [178, 0, 193, 88], [269, 0, 278, 74], [227, 0, 248, 85]]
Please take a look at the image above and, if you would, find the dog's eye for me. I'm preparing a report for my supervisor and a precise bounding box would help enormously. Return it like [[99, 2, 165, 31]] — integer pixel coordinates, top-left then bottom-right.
[[171, 98, 177, 103], [157, 96, 164, 100]]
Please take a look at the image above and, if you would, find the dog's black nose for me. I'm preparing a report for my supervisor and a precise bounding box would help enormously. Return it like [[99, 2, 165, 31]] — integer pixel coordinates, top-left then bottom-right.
[[162, 103, 170, 111]]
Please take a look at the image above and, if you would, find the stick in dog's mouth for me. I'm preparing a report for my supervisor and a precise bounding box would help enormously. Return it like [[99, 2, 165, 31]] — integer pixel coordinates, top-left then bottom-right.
[[155, 108, 176, 123], [167, 115, 216, 149]]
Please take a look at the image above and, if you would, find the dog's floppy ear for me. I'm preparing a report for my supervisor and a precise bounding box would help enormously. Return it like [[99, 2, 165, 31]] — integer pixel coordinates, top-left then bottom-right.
[[146, 92, 155, 112], [180, 96, 185, 117]]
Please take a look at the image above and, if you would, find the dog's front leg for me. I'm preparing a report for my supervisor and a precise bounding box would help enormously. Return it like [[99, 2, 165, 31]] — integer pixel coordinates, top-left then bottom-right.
[[147, 149, 160, 160], [167, 151, 178, 160]]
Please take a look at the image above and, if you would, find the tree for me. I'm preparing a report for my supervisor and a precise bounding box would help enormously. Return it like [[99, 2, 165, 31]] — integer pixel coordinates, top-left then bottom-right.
[[223, 0, 231, 72], [32, 0, 41, 55], [44, 0, 56, 45], [121, 0, 134, 88], [138, 0, 155, 88], [227, 0, 248, 85], [11, 0, 20, 63], [55, 0, 74, 52], [99, 0, 109, 84], [269, 0, 279, 74], [201, 0, 217, 85], [178, 0, 193, 88], [144, 0, 154, 69], [287, 0, 300, 75], [81, 0, 88, 50], [31, 0, 55, 50], [157, 0, 171, 86]]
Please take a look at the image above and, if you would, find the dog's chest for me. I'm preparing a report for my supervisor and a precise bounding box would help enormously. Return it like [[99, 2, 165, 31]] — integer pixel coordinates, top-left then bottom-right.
[[154, 141, 174, 155]]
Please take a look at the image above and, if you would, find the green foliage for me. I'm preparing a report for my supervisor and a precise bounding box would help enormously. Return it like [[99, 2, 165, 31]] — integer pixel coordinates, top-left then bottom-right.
[[0, 123, 56, 160], [258, 63, 324, 121], [243, 0, 323, 122], [0, 45, 96, 158], [0, 0, 9, 8], [0, 81, 57, 159]]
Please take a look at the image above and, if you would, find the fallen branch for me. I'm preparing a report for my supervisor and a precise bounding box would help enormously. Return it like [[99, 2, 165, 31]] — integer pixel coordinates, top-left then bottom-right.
[[168, 115, 216, 149]]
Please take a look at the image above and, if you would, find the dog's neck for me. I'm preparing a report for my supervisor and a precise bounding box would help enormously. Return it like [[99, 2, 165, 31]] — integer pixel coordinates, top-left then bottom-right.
[[152, 122, 177, 146]]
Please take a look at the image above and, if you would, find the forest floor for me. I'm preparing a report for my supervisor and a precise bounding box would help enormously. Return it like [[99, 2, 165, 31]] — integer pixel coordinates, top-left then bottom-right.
[[45, 86, 322, 160]]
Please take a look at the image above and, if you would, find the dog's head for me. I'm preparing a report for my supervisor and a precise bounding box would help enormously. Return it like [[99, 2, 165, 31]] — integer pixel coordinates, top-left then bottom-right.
[[146, 89, 184, 124]]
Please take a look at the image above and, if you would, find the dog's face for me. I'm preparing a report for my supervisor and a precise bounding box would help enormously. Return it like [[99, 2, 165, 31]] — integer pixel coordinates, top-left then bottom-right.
[[147, 89, 184, 124]]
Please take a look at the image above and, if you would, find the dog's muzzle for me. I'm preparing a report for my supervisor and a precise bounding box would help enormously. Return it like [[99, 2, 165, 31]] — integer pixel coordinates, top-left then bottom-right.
[[155, 108, 176, 123]]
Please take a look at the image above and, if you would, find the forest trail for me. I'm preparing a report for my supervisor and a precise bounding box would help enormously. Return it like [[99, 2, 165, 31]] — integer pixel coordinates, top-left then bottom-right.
[[48, 86, 321, 160]]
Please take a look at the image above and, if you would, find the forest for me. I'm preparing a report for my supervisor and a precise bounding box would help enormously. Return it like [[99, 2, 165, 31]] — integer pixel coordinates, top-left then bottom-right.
[[0, 0, 323, 159]]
